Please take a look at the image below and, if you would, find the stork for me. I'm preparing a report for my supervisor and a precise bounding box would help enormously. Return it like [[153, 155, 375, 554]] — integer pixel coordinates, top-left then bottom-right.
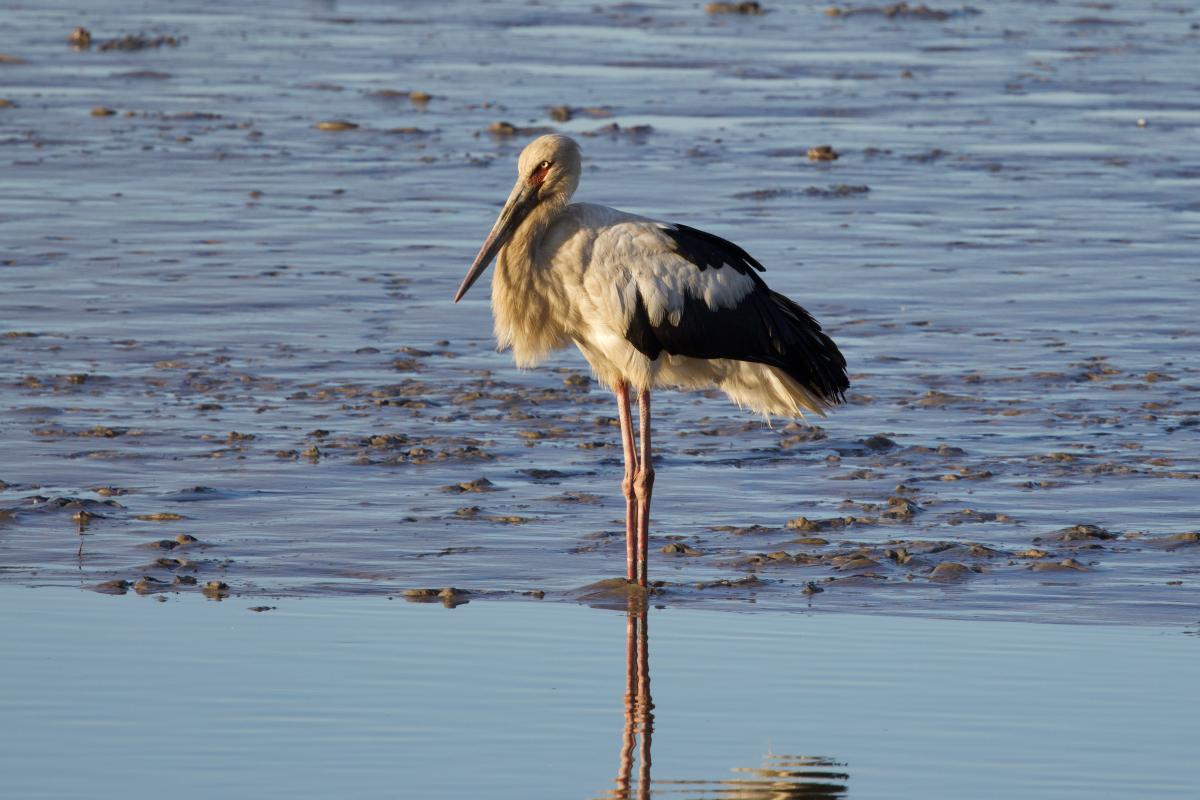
[[453, 135, 848, 588]]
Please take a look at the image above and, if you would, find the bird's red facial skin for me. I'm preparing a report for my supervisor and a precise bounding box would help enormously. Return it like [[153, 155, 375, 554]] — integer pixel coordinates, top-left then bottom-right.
[[528, 163, 551, 187]]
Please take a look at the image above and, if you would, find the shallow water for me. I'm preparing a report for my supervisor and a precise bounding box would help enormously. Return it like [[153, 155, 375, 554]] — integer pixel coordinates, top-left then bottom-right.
[[2, 1, 1199, 620], [1, 587, 1197, 799]]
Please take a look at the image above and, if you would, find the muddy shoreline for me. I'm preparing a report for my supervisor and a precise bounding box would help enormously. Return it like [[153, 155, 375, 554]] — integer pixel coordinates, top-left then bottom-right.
[[2, 1, 1198, 623]]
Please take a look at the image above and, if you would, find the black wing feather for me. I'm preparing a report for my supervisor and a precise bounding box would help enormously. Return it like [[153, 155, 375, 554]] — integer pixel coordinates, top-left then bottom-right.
[[626, 225, 848, 405], [658, 223, 765, 275]]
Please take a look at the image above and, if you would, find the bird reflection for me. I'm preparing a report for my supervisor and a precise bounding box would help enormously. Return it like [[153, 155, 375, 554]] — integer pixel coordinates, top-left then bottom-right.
[[599, 598, 848, 799]]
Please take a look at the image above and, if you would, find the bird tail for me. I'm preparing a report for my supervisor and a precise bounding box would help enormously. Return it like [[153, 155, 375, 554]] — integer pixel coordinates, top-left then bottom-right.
[[711, 293, 847, 419], [762, 291, 848, 407]]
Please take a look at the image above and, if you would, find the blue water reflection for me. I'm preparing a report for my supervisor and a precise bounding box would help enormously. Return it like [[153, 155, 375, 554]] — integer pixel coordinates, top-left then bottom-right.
[[1, 589, 1195, 799]]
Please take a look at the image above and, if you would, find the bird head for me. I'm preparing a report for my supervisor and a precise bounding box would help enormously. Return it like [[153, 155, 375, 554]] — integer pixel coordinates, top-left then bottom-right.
[[453, 135, 581, 303]]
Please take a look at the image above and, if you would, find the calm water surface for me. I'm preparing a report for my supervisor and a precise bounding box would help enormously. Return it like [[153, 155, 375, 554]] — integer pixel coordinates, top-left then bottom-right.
[[1, 587, 1197, 799]]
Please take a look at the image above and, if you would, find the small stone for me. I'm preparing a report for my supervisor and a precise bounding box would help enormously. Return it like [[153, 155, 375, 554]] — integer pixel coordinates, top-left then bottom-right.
[[443, 477, 495, 494], [882, 498, 921, 520], [202, 581, 230, 597], [930, 562, 971, 581], [705, 1, 764, 14], [860, 434, 896, 451], [1029, 558, 1089, 572], [68, 27, 93, 49], [133, 576, 169, 594], [315, 120, 358, 131], [93, 579, 130, 594], [548, 105, 573, 122], [661, 542, 704, 556], [807, 145, 839, 161], [91, 107, 117, 117]]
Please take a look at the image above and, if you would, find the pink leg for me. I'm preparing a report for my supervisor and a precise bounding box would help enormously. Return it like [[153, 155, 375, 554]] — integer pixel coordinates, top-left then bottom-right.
[[634, 389, 655, 587], [616, 381, 639, 583]]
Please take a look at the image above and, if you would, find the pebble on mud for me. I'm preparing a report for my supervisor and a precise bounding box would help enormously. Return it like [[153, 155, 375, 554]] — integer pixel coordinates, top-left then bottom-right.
[[404, 587, 470, 607], [661, 542, 704, 556], [134, 576, 169, 594], [860, 434, 897, 451], [93, 579, 130, 595], [202, 580, 230, 597], [137, 512, 187, 522], [882, 498, 921, 520], [315, 120, 359, 131], [705, 1, 764, 14], [91, 107, 117, 117], [1044, 524, 1118, 542], [442, 477, 496, 494], [929, 562, 972, 581], [1029, 559, 1088, 573], [142, 539, 178, 550], [68, 26, 92, 49], [174, 533, 199, 546], [807, 145, 839, 161]]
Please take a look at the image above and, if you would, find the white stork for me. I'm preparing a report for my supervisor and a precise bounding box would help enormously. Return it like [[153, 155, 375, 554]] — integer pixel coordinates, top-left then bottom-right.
[[453, 135, 848, 588]]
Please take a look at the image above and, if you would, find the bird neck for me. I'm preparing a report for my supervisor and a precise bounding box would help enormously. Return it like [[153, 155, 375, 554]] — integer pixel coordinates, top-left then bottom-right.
[[491, 191, 575, 368], [502, 193, 568, 271]]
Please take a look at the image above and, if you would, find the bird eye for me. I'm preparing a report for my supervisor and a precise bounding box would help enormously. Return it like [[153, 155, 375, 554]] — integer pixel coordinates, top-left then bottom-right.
[[539, 160, 552, 170]]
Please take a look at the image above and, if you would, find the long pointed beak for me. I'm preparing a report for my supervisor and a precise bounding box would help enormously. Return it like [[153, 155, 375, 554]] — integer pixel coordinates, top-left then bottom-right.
[[453, 180, 539, 303]]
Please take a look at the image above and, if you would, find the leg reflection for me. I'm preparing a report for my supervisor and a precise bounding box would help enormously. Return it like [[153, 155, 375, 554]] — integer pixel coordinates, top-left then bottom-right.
[[613, 598, 653, 799]]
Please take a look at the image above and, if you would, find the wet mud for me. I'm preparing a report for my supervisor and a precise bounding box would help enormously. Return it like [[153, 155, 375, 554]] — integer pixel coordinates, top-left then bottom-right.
[[1, 1, 1198, 623]]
